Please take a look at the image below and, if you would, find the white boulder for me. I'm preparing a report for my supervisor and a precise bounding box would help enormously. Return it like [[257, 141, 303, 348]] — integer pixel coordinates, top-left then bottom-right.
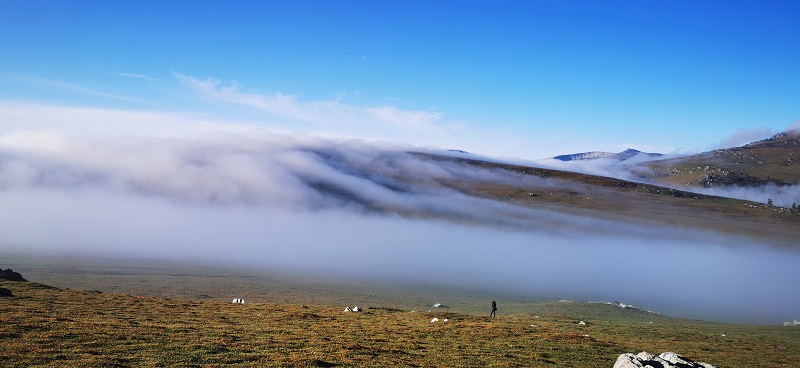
[[231, 298, 245, 304], [613, 351, 716, 368]]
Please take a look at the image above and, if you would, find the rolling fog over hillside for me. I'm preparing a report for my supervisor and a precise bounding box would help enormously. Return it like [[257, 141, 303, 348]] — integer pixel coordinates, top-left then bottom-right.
[[2, 131, 798, 324], [538, 150, 800, 208]]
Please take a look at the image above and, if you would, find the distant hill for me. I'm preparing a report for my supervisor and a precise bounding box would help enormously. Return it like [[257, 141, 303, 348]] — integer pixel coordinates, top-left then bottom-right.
[[552, 148, 663, 162], [642, 130, 800, 188], [410, 151, 798, 246]]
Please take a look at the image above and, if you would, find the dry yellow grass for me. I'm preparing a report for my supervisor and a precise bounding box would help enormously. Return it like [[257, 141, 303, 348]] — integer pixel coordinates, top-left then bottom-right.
[[2, 280, 798, 367]]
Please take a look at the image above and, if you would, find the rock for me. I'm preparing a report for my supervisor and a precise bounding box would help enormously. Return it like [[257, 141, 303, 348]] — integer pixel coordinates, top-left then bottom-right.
[[0, 269, 27, 282], [344, 307, 352, 312], [430, 318, 439, 323], [578, 321, 586, 325], [0, 287, 12, 297], [352, 306, 361, 312], [231, 298, 245, 304], [613, 351, 716, 368]]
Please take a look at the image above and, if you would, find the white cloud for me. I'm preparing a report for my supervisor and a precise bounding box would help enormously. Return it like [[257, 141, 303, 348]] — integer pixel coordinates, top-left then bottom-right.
[[0, 129, 798, 324], [693, 184, 800, 208], [0, 101, 257, 138], [787, 120, 800, 132], [172, 73, 585, 160], [717, 126, 776, 149], [115, 72, 158, 81], [7, 75, 149, 104], [175, 73, 444, 135]]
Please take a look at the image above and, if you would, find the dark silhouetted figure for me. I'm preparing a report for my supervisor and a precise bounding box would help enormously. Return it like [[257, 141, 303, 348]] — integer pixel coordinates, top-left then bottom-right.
[[490, 300, 497, 317]]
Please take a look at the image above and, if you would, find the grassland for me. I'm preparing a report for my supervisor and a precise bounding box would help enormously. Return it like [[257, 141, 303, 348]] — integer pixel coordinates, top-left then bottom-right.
[[2, 279, 799, 368]]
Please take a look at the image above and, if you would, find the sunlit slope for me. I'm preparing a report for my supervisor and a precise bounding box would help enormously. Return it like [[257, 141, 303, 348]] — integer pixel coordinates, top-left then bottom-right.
[[406, 152, 798, 246], [643, 131, 800, 188]]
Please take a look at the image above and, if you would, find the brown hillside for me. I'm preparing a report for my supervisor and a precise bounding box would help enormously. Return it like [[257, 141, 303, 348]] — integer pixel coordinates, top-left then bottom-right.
[[411, 152, 799, 247], [643, 131, 800, 188]]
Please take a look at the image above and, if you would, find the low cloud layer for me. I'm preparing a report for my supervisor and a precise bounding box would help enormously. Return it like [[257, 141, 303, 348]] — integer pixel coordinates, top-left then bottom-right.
[[1, 130, 798, 324], [538, 154, 800, 208], [716, 127, 777, 149], [694, 184, 800, 208]]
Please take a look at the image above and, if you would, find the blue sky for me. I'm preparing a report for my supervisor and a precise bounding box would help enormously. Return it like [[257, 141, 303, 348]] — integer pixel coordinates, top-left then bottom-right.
[[1, 0, 798, 158]]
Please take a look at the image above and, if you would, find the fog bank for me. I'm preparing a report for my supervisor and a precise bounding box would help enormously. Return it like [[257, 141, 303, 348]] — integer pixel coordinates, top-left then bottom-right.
[[1, 131, 798, 324]]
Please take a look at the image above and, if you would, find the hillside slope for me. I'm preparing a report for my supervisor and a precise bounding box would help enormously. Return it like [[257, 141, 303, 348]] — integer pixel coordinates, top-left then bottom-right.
[[642, 131, 800, 189], [410, 152, 799, 247]]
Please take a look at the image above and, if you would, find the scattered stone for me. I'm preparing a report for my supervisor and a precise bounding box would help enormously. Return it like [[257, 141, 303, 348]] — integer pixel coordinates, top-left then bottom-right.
[[344, 307, 352, 312], [593, 300, 662, 315], [613, 351, 716, 368], [0, 269, 27, 282], [0, 287, 12, 297], [578, 321, 586, 325], [300, 304, 308, 309], [430, 318, 439, 323], [443, 318, 448, 322], [352, 306, 361, 312], [231, 298, 245, 304]]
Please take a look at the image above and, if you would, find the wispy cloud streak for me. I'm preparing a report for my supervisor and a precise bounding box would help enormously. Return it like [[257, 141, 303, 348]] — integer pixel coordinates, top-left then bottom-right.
[[175, 73, 444, 135], [115, 72, 158, 81]]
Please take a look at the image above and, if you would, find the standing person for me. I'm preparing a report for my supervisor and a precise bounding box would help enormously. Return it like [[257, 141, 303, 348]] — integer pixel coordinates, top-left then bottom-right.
[[490, 300, 497, 317]]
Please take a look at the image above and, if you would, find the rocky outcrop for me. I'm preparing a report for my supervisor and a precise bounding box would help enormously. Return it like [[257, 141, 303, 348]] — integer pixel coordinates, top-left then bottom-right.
[[613, 352, 716, 368], [0, 287, 12, 297], [0, 269, 27, 282]]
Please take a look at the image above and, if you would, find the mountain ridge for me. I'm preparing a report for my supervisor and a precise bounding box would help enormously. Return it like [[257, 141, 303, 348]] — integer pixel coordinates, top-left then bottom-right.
[[552, 148, 663, 162]]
